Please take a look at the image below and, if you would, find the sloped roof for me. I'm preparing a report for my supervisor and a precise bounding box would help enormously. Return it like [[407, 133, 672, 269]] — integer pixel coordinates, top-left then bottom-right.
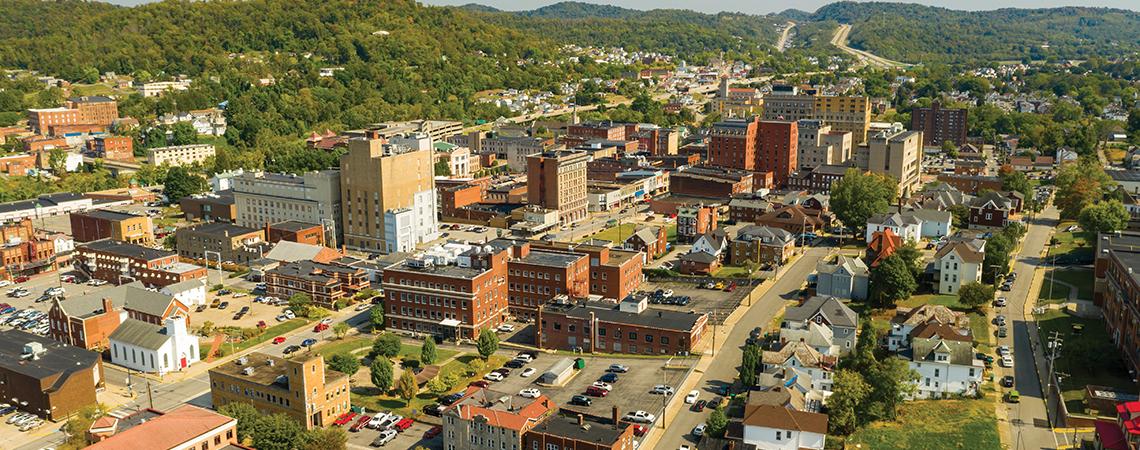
[[54, 285, 177, 320], [680, 251, 718, 264], [735, 225, 794, 244], [784, 296, 858, 329], [970, 191, 1013, 210], [625, 227, 661, 245], [934, 240, 985, 264], [85, 405, 236, 450], [907, 208, 952, 224], [741, 404, 828, 434], [762, 341, 836, 368], [867, 228, 902, 268], [894, 304, 969, 329], [867, 212, 921, 227], [108, 319, 170, 351], [816, 255, 868, 277], [909, 322, 973, 343], [909, 336, 976, 366]]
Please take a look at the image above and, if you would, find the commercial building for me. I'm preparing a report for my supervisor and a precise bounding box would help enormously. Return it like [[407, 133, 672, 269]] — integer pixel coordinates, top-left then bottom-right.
[[27, 96, 118, 135], [708, 117, 759, 171], [266, 220, 325, 246], [69, 210, 154, 245], [796, 120, 852, 171], [758, 120, 798, 187], [523, 411, 636, 450], [536, 297, 708, 355], [0, 192, 93, 223], [175, 222, 269, 265], [911, 101, 968, 148], [264, 260, 368, 309], [340, 137, 438, 253], [568, 122, 626, 141], [0, 218, 59, 280], [712, 77, 763, 118], [48, 284, 191, 351], [209, 352, 351, 429], [380, 241, 509, 340], [179, 190, 237, 223], [814, 95, 871, 144], [87, 136, 134, 162], [634, 127, 680, 156], [481, 136, 554, 172], [0, 330, 103, 421], [84, 405, 241, 450], [232, 170, 342, 246], [444, 386, 557, 450], [863, 128, 924, 197], [669, 166, 754, 199], [145, 144, 216, 167], [504, 242, 589, 322], [761, 86, 816, 123], [74, 240, 207, 287], [527, 151, 589, 225]]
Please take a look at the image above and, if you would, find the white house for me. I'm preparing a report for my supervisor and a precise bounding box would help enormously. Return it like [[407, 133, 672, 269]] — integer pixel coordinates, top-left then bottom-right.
[[739, 403, 828, 450], [159, 278, 208, 307], [886, 304, 970, 351], [780, 296, 858, 355], [108, 316, 199, 375], [865, 212, 922, 242], [48, 233, 74, 254], [908, 208, 953, 238], [762, 341, 836, 394], [934, 238, 985, 294], [905, 330, 984, 399], [691, 231, 727, 258]]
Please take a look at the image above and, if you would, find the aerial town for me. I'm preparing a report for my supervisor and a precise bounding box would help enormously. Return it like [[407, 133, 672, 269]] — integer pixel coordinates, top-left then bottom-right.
[[1, 1, 1140, 450]]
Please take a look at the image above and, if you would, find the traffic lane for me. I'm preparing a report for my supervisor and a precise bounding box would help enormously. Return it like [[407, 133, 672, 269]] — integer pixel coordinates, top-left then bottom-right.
[[261, 309, 370, 357], [654, 247, 828, 450]]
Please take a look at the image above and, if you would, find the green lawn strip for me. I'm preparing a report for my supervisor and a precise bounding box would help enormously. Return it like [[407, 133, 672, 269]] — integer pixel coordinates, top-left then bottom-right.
[[1047, 224, 1094, 261], [1047, 268, 1094, 300], [665, 224, 677, 242], [1037, 282, 1072, 303], [398, 342, 459, 362], [1036, 309, 1134, 414], [581, 223, 639, 243], [713, 266, 751, 278], [968, 312, 993, 350], [899, 294, 964, 309], [844, 397, 1001, 450], [315, 336, 372, 358]]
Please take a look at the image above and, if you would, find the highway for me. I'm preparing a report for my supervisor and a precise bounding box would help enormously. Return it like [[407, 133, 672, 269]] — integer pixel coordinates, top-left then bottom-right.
[[774, 21, 796, 52], [830, 24, 910, 70]]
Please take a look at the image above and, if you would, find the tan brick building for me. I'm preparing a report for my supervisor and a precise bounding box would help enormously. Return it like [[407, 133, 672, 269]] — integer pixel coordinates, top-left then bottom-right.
[[340, 136, 438, 253], [70, 210, 155, 245], [27, 96, 118, 135], [175, 222, 268, 265], [264, 260, 368, 309], [209, 352, 351, 429], [527, 150, 589, 225]]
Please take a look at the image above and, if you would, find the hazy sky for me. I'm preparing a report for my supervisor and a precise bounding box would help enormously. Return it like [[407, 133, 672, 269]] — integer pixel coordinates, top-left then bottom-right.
[[417, 0, 1139, 14]]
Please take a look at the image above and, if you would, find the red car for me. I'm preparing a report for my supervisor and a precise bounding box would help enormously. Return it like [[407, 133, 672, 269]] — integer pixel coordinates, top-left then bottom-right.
[[313, 323, 329, 332], [272, 336, 286, 344], [350, 415, 371, 432], [468, 380, 490, 388], [724, 282, 736, 292], [257, 320, 268, 329], [424, 425, 442, 439], [393, 418, 414, 431], [13, 276, 28, 283], [632, 425, 648, 437], [585, 386, 609, 397], [333, 412, 356, 426]]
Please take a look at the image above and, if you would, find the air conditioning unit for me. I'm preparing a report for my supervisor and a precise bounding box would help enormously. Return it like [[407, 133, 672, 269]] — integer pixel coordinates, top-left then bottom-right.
[[241, 367, 255, 376]]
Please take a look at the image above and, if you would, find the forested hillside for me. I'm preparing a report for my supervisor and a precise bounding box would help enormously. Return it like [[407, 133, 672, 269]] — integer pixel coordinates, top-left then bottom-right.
[[813, 1, 1140, 64]]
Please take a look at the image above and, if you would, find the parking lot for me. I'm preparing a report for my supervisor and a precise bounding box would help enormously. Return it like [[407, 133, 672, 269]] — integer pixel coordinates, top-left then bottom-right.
[[636, 281, 751, 323], [344, 418, 441, 449]]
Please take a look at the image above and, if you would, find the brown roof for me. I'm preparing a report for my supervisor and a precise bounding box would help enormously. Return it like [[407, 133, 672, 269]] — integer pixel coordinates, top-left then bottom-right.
[[741, 404, 828, 434], [909, 322, 973, 343], [933, 240, 984, 264], [85, 405, 236, 450], [762, 341, 836, 369], [756, 205, 824, 227], [894, 304, 969, 329]]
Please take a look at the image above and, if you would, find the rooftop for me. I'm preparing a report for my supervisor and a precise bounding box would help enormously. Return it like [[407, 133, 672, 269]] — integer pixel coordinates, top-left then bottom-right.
[[210, 352, 347, 390], [449, 386, 555, 431], [181, 222, 260, 237], [54, 284, 179, 319], [544, 300, 705, 332], [81, 239, 175, 261], [518, 250, 585, 268], [527, 411, 628, 445], [0, 330, 100, 381], [86, 405, 236, 450], [75, 209, 143, 221]]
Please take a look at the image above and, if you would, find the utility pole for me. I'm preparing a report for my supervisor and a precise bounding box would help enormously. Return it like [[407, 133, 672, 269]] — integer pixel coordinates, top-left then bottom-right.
[[1045, 331, 1063, 428], [147, 379, 155, 410]]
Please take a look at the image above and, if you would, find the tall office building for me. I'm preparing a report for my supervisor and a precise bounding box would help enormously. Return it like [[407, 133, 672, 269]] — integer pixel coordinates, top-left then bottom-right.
[[814, 95, 871, 145], [757, 120, 798, 188], [864, 128, 924, 197], [761, 86, 815, 122], [708, 117, 759, 171], [232, 170, 342, 245], [527, 151, 589, 225], [911, 101, 968, 148], [340, 137, 438, 253], [797, 119, 853, 171]]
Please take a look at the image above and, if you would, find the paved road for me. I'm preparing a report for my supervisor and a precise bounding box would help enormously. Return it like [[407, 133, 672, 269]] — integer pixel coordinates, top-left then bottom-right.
[[774, 21, 796, 52], [830, 24, 909, 69], [655, 247, 830, 450], [1002, 205, 1062, 450]]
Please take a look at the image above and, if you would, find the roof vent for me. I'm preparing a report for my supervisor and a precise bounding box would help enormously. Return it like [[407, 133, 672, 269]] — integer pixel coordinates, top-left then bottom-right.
[[21, 342, 45, 360], [266, 358, 275, 366], [236, 356, 248, 366], [241, 367, 255, 376]]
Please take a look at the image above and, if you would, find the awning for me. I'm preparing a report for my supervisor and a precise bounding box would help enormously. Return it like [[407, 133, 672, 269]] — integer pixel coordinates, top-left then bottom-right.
[[439, 319, 461, 327]]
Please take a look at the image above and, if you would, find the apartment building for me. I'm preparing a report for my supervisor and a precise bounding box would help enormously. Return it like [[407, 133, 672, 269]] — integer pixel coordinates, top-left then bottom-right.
[[481, 136, 554, 172], [27, 96, 118, 134], [381, 241, 509, 340], [443, 386, 556, 450], [146, 144, 215, 167], [762, 86, 816, 122], [758, 120, 798, 188], [708, 117, 759, 171], [523, 411, 636, 450], [70, 210, 154, 245], [1100, 233, 1140, 377], [175, 222, 269, 265], [677, 204, 719, 243], [209, 352, 351, 429], [232, 170, 341, 246], [87, 136, 134, 162], [712, 77, 763, 118], [796, 120, 853, 171], [814, 95, 871, 144], [340, 137, 438, 253], [537, 297, 708, 355], [911, 101, 968, 148], [0, 331, 103, 421], [504, 241, 589, 322], [74, 240, 207, 287], [0, 218, 58, 280], [264, 260, 368, 309], [863, 129, 924, 197], [180, 190, 237, 223], [527, 151, 589, 225], [529, 240, 645, 301], [266, 221, 325, 246]]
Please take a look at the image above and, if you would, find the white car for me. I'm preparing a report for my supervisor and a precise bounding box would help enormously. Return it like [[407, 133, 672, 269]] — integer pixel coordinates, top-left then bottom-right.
[[591, 381, 613, 391], [484, 372, 505, 382], [662, 289, 674, 298], [368, 413, 392, 428], [651, 385, 674, 396], [320, 318, 333, 325], [684, 390, 699, 404], [623, 411, 656, 423], [1001, 355, 1014, 368], [515, 353, 534, 363], [521, 368, 536, 377], [0, 280, 11, 288], [519, 388, 541, 398], [997, 345, 1010, 356], [372, 429, 398, 446], [692, 423, 707, 437], [275, 314, 288, 322], [498, 324, 515, 333], [232, 292, 247, 298], [607, 364, 629, 373], [284, 310, 296, 320], [355, 303, 372, 311]]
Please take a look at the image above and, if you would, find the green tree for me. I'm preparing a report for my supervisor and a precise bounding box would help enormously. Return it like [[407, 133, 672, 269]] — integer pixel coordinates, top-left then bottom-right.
[[145, 126, 169, 148], [1078, 200, 1130, 234], [369, 305, 385, 331], [62, 404, 108, 449], [1055, 158, 1115, 219], [287, 293, 313, 317], [328, 353, 360, 376], [466, 358, 486, 375], [894, 241, 924, 279], [248, 413, 308, 450], [864, 357, 919, 422], [869, 254, 917, 308], [828, 369, 872, 435], [302, 427, 347, 450], [942, 140, 958, 157], [476, 329, 499, 359], [169, 122, 199, 146], [332, 322, 350, 339], [370, 357, 394, 391], [48, 147, 67, 175], [1000, 170, 1032, 200], [421, 338, 438, 365], [396, 370, 418, 401], [958, 282, 995, 310], [705, 407, 728, 438], [948, 204, 969, 229], [372, 333, 402, 359], [426, 376, 450, 395], [830, 169, 898, 236], [739, 344, 760, 387], [161, 166, 208, 202], [218, 403, 261, 445]]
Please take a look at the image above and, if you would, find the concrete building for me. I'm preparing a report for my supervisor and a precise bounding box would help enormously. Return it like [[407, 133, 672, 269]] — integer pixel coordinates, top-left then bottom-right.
[[761, 86, 816, 123], [232, 170, 341, 247], [70, 210, 154, 245], [444, 386, 556, 450], [814, 95, 871, 144], [911, 101, 968, 148], [712, 77, 764, 118], [175, 222, 269, 265], [536, 297, 708, 355], [145, 144, 215, 167], [109, 316, 198, 375], [340, 137, 438, 253], [796, 120, 853, 171], [209, 352, 351, 429], [0, 330, 103, 421], [527, 151, 589, 225], [863, 128, 924, 197]]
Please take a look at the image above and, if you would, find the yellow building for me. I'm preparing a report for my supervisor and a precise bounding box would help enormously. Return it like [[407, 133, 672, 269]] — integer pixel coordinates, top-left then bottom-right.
[[712, 77, 764, 119], [814, 95, 871, 145], [339, 136, 438, 253], [208, 352, 350, 429]]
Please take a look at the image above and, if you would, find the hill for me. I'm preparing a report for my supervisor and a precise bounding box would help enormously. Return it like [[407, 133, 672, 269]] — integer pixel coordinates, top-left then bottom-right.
[[812, 1, 1140, 64]]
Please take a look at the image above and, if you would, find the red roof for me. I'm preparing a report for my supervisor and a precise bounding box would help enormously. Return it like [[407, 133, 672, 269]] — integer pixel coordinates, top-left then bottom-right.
[[1097, 419, 1129, 450], [867, 228, 902, 268], [85, 405, 237, 450], [1119, 401, 1140, 435]]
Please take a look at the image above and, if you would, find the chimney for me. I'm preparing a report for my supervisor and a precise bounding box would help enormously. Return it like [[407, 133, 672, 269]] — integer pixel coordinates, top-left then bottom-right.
[[101, 298, 114, 315], [577, 414, 584, 426], [612, 406, 619, 429]]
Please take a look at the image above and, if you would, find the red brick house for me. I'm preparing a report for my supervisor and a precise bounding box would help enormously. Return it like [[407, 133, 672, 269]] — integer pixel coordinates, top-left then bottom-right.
[[623, 226, 668, 259], [48, 284, 189, 351], [74, 240, 206, 287], [755, 205, 826, 234], [968, 191, 1017, 229]]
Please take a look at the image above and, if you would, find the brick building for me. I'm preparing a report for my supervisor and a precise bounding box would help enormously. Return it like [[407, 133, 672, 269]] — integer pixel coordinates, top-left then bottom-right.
[[503, 241, 589, 322], [708, 117, 758, 170], [936, 174, 1003, 195], [529, 241, 645, 301], [380, 241, 509, 340], [527, 151, 589, 225], [677, 204, 719, 243], [669, 166, 754, 199], [0, 153, 36, 176], [755, 205, 826, 235], [266, 221, 325, 246], [757, 120, 798, 187], [0, 218, 58, 280], [1099, 237, 1140, 378], [179, 191, 236, 223], [209, 352, 351, 429], [175, 222, 269, 265], [537, 297, 708, 355], [728, 198, 773, 223], [787, 164, 851, 194], [623, 226, 668, 259], [568, 122, 626, 141], [70, 210, 155, 245], [0, 330, 103, 421], [87, 136, 134, 162], [440, 183, 484, 220], [84, 405, 243, 450], [523, 411, 636, 450], [264, 260, 367, 309], [27, 96, 118, 134], [74, 240, 206, 287], [911, 101, 968, 148], [444, 386, 556, 450], [48, 285, 191, 351], [730, 225, 795, 266]]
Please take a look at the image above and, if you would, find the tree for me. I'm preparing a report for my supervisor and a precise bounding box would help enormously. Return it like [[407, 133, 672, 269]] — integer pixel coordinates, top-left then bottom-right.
[[369, 305, 385, 331], [169, 122, 199, 146], [48, 147, 67, 175], [705, 407, 728, 438], [830, 169, 898, 236], [287, 293, 313, 317], [1055, 158, 1115, 219], [248, 413, 308, 450], [421, 338, 438, 365], [948, 204, 969, 229], [942, 139, 958, 157], [466, 358, 485, 376], [426, 376, 450, 395], [983, 232, 1014, 283], [395, 370, 418, 401], [370, 357, 394, 391], [476, 329, 498, 359], [328, 353, 360, 376], [302, 427, 347, 450], [218, 403, 261, 444], [332, 322, 350, 339], [1079, 200, 1130, 234], [62, 404, 108, 449], [739, 344, 760, 387], [864, 357, 918, 422], [372, 333, 402, 359], [827, 370, 872, 435], [958, 282, 995, 309], [1000, 170, 1031, 200], [869, 254, 917, 308], [161, 166, 208, 202], [894, 241, 923, 279]]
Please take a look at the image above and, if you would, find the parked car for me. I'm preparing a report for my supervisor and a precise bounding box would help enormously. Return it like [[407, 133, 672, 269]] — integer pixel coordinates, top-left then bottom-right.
[[591, 381, 613, 391], [272, 337, 286, 344], [350, 415, 372, 432], [424, 425, 442, 439], [483, 372, 504, 382], [1001, 375, 1015, 388], [218, 302, 230, 310], [422, 404, 445, 417], [585, 386, 609, 397], [393, 418, 413, 431], [684, 390, 699, 404], [607, 364, 629, 373], [998, 327, 1008, 338], [650, 385, 674, 396], [622, 411, 656, 423], [599, 373, 618, 383], [468, 380, 490, 388], [504, 359, 525, 369], [301, 338, 317, 347], [1001, 355, 1014, 368], [570, 395, 592, 406], [993, 297, 1008, 307], [283, 345, 301, 355], [497, 324, 515, 333], [314, 323, 329, 333], [515, 353, 535, 363], [521, 368, 536, 377], [519, 388, 541, 398], [692, 399, 707, 412], [371, 430, 398, 446], [692, 423, 707, 437]]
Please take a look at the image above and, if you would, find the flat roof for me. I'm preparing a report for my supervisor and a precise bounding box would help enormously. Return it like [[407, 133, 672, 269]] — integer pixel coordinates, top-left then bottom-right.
[[183, 222, 260, 236], [0, 330, 100, 381], [81, 239, 175, 261], [75, 209, 142, 221], [210, 352, 346, 390], [545, 300, 704, 332], [518, 250, 585, 268], [528, 412, 628, 445]]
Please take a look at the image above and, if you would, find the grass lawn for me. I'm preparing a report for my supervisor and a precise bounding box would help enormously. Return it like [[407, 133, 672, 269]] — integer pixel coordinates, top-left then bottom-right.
[[315, 336, 371, 358], [665, 224, 677, 242], [713, 265, 752, 278], [968, 312, 993, 350], [582, 223, 639, 244], [844, 396, 1000, 449], [234, 319, 311, 353], [398, 342, 459, 363], [71, 84, 117, 97], [1047, 268, 1094, 300], [1047, 223, 1094, 262], [899, 294, 964, 310], [351, 354, 507, 417], [1037, 309, 1135, 414], [1038, 282, 1072, 303]]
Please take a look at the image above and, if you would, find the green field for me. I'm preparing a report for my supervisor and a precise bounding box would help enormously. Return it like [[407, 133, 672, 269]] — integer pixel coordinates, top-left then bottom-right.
[[899, 294, 964, 309], [1047, 268, 1094, 300], [350, 354, 507, 417], [1037, 309, 1134, 414], [1047, 223, 1094, 262], [1037, 282, 1072, 303], [845, 396, 1001, 449], [314, 336, 459, 363], [581, 223, 639, 243]]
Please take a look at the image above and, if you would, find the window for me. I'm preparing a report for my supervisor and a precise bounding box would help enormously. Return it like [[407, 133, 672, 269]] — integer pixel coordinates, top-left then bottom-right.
[[628, 331, 637, 340]]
